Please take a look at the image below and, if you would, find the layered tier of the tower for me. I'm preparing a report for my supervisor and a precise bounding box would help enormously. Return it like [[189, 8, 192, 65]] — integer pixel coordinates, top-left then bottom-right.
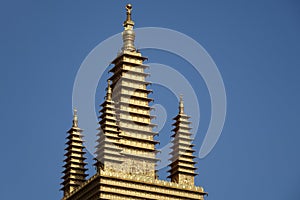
[[94, 81, 123, 172], [168, 97, 197, 185], [109, 51, 159, 178], [61, 110, 88, 196]]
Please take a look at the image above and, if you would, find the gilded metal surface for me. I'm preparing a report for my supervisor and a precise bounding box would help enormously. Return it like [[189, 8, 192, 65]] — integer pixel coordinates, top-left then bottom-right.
[[61, 109, 88, 196], [62, 4, 206, 200], [168, 96, 197, 185]]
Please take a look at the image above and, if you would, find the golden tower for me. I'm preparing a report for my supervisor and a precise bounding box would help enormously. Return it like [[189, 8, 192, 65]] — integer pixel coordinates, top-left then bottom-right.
[[94, 80, 123, 171], [61, 109, 88, 196], [168, 96, 197, 185], [61, 4, 207, 200]]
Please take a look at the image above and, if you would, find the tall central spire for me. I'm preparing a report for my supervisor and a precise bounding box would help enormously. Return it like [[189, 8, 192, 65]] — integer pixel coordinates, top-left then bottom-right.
[[122, 4, 136, 52], [104, 3, 158, 178]]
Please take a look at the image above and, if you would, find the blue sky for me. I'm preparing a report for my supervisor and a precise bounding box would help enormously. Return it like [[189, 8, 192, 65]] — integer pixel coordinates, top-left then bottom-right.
[[1, 0, 300, 199]]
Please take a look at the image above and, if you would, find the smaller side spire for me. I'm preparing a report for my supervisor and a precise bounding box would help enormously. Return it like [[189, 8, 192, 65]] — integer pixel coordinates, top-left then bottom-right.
[[61, 109, 88, 196], [94, 83, 123, 172], [168, 95, 197, 185]]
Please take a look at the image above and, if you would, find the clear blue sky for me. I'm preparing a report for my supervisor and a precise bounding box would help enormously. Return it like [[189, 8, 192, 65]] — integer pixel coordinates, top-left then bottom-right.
[[1, 0, 300, 199]]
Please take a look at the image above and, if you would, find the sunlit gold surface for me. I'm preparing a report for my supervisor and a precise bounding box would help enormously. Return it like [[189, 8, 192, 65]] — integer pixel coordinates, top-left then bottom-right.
[[61, 4, 206, 200], [61, 109, 88, 196]]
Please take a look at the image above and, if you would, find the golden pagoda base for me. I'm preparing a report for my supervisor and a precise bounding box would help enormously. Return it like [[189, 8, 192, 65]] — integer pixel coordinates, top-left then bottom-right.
[[62, 169, 206, 200]]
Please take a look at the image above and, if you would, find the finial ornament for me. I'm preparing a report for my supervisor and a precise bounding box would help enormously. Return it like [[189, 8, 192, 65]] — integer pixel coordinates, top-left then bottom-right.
[[179, 95, 184, 114], [73, 108, 78, 128], [126, 4, 132, 22], [122, 3, 136, 52], [107, 80, 112, 101], [123, 4, 135, 29]]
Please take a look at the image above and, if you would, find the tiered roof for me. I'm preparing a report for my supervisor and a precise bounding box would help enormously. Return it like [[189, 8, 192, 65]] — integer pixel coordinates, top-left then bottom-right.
[[94, 80, 123, 171], [61, 4, 205, 199], [168, 96, 197, 185], [61, 109, 88, 196]]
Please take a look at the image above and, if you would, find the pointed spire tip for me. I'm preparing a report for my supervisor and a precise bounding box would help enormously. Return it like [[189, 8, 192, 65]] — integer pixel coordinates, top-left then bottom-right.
[[122, 3, 136, 52], [124, 3, 134, 28], [72, 108, 78, 128], [179, 95, 184, 114]]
